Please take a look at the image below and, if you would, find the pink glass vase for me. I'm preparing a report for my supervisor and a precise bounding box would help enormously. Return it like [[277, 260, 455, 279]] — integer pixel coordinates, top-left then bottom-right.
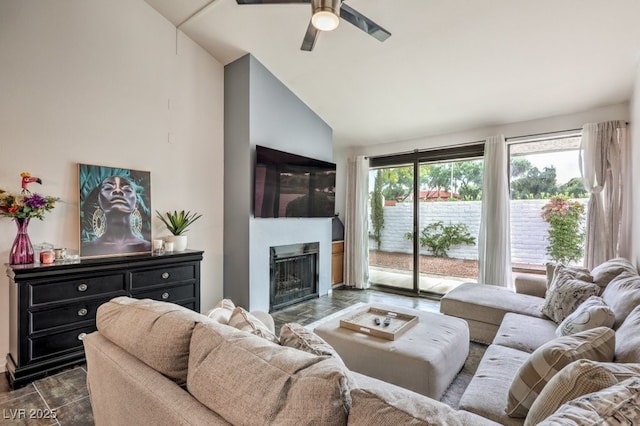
[[9, 217, 34, 265]]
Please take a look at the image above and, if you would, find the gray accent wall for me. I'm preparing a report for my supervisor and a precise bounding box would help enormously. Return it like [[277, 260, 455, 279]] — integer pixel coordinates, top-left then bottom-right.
[[224, 54, 333, 311]]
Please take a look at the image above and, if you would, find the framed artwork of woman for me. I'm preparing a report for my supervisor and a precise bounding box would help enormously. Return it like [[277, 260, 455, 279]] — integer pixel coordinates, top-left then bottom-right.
[[79, 164, 152, 258]]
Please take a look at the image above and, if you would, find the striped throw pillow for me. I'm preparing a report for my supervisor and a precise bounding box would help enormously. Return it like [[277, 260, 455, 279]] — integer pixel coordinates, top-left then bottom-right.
[[228, 307, 279, 343], [506, 326, 615, 418], [538, 376, 640, 425], [525, 360, 640, 426]]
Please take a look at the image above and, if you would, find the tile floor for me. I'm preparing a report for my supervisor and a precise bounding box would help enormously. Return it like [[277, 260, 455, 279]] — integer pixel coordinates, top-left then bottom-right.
[[0, 288, 439, 426]]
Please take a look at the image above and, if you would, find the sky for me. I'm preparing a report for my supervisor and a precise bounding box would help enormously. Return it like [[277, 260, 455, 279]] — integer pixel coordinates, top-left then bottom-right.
[[525, 150, 581, 185]]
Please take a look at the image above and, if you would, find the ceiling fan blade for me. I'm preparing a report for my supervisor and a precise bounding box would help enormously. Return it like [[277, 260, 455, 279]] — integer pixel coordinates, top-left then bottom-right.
[[236, 0, 309, 4], [339, 3, 391, 42], [301, 21, 319, 51]]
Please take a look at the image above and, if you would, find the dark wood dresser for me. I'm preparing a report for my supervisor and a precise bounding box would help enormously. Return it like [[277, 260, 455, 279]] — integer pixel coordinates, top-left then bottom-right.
[[5, 249, 203, 389]]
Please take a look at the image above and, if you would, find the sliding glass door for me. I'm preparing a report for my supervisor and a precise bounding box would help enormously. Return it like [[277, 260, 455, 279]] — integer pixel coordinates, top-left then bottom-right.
[[368, 164, 415, 292], [368, 145, 483, 297]]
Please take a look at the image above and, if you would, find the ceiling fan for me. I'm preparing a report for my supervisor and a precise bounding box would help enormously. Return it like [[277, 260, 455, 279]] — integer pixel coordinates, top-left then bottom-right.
[[236, 0, 391, 51]]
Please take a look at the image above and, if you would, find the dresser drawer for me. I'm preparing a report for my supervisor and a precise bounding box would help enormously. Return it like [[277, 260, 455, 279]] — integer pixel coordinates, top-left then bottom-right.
[[30, 325, 96, 362], [30, 274, 126, 306], [130, 264, 196, 289], [30, 297, 121, 333], [133, 283, 196, 304]]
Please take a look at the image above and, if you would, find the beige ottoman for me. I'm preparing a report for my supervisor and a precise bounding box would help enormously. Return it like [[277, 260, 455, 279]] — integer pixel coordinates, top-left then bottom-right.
[[314, 304, 469, 400]]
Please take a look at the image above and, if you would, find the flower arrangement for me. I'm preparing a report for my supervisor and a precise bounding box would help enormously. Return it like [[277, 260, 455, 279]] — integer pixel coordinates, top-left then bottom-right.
[[0, 172, 58, 220], [541, 195, 585, 264]]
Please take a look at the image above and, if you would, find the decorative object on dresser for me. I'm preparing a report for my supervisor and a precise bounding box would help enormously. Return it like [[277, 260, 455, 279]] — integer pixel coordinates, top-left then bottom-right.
[[79, 163, 152, 258], [156, 210, 202, 252], [5, 249, 203, 389], [0, 172, 58, 265]]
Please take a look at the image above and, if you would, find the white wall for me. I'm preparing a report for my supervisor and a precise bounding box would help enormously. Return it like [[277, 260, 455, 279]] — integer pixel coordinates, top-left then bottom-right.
[[373, 199, 588, 265], [0, 0, 224, 369], [335, 103, 629, 219]]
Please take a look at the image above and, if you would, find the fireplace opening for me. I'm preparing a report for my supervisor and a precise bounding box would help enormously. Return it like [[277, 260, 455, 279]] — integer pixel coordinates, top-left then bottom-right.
[[270, 242, 319, 311]]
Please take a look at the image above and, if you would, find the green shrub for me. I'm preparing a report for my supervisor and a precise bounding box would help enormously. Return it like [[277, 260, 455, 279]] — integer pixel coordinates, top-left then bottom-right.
[[370, 171, 385, 249], [541, 195, 585, 264], [405, 221, 476, 257]]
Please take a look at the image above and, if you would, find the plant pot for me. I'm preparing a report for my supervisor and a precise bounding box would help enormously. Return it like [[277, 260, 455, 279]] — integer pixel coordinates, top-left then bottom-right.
[[167, 235, 187, 252]]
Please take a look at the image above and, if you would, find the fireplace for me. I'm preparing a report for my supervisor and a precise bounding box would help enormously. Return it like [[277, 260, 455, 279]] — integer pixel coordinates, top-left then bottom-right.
[[270, 242, 319, 311]]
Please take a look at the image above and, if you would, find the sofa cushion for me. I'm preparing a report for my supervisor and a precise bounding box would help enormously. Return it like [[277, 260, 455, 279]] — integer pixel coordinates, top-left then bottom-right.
[[441, 283, 546, 327], [348, 372, 498, 426], [506, 326, 615, 418], [541, 268, 600, 324], [280, 323, 343, 362], [590, 257, 637, 290], [493, 313, 557, 353], [538, 376, 640, 425], [524, 360, 640, 426], [228, 306, 279, 343], [187, 322, 352, 425], [555, 296, 615, 336], [601, 271, 640, 329], [615, 304, 640, 362], [96, 297, 206, 385], [458, 344, 529, 426]]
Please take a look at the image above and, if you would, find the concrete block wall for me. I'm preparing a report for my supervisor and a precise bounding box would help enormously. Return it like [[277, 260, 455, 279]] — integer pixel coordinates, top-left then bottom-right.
[[370, 198, 588, 265]]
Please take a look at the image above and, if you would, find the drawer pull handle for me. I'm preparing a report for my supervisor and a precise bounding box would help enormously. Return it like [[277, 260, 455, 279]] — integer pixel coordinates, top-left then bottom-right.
[[78, 333, 87, 341], [161, 292, 170, 300], [78, 308, 88, 317], [77, 283, 88, 292], [161, 272, 170, 279]]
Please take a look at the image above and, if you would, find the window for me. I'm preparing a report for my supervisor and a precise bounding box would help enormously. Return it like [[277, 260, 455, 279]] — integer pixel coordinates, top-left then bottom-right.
[[508, 132, 586, 271]]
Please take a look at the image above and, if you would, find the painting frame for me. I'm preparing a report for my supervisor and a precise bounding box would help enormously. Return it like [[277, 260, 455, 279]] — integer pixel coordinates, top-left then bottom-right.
[[78, 163, 152, 258]]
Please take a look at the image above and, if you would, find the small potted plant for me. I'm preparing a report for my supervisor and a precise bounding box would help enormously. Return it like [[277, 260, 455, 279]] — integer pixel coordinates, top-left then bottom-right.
[[156, 210, 202, 252]]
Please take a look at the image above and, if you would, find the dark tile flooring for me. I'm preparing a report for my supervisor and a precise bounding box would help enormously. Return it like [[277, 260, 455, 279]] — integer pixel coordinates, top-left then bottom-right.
[[0, 288, 439, 426]]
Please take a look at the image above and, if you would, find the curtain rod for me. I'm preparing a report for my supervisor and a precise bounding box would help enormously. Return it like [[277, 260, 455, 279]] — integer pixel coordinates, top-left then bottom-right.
[[365, 121, 629, 160]]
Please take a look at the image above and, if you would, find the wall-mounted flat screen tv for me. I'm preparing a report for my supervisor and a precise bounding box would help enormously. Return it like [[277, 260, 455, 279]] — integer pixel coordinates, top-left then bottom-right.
[[254, 145, 336, 218]]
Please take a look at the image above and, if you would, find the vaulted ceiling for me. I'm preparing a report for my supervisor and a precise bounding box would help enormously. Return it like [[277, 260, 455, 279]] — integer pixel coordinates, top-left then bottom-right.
[[145, 0, 640, 147]]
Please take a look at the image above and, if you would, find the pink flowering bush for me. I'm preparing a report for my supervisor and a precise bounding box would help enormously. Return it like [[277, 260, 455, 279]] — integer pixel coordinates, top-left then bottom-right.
[[541, 195, 585, 264]]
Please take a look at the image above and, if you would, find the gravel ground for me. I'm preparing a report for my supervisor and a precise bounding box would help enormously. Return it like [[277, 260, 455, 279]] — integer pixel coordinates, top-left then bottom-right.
[[369, 250, 479, 278]]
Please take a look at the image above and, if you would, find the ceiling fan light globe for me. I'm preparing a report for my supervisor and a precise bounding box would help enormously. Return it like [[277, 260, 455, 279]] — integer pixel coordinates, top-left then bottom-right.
[[312, 11, 340, 31]]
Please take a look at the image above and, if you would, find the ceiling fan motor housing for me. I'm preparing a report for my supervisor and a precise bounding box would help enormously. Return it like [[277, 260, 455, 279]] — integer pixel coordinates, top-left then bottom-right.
[[311, 0, 341, 31]]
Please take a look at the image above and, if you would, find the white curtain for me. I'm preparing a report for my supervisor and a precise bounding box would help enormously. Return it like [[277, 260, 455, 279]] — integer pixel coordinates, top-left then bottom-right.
[[579, 121, 628, 268], [478, 135, 512, 287], [344, 156, 370, 289]]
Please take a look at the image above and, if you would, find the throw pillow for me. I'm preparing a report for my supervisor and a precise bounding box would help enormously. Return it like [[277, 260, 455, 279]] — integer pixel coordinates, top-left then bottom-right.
[[280, 323, 343, 361], [524, 359, 640, 426], [228, 307, 279, 344], [601, 271, 640, 328], [506, 326, 615, 418], [214, 298, 236, 311], [555, 296, 615, 336], [537, 376, 640, 425], [206, 307, 232, 324], [541, 267, 600, 324], [590, 257, 637, 291], [614, 304, 640, 362]]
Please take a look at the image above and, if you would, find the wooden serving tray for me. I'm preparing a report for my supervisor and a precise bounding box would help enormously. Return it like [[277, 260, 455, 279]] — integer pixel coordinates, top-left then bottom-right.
[[339, 307, 418, 340]]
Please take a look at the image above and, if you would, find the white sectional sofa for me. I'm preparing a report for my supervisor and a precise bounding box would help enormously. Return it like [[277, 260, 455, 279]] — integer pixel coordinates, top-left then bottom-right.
[[441, 257, 640, 425]]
